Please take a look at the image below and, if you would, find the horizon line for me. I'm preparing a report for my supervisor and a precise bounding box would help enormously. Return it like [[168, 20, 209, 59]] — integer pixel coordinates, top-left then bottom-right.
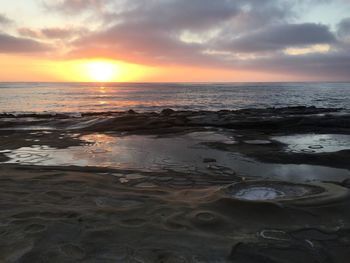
[[0, 81, 350, 84]]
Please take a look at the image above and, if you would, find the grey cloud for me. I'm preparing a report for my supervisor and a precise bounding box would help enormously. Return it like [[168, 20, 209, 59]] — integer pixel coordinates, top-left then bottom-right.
[[67, 0, 245, 64], [63, 0, 349, 80], [69, 23, 207, 65], [104, 0, 296, 33], [337, 17, 350, 38], [42, 28, 75, 38], [18, 27, 88, 40], [0, 14, 12, 25], [117, 0, 240, 32], [0, 33, 50, 53], [69, 0, 296, 61], [17, 28, 41, 38], [242, 51, 350, 81], [43, 0, 109, 14], [223, 23, 336, 53]]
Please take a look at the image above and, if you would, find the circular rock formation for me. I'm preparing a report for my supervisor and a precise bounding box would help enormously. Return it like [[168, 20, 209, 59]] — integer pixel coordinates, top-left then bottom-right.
[[225, 180, 350, 206]]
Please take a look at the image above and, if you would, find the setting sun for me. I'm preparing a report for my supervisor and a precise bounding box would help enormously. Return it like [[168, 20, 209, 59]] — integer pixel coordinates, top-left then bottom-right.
[[50, 59, 154, 82], [85, 61, 119, 82]]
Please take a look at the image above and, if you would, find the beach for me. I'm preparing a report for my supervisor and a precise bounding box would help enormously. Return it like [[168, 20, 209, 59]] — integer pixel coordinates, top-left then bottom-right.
[[1, 106, 350, 262], [1, 0, 350, 260]]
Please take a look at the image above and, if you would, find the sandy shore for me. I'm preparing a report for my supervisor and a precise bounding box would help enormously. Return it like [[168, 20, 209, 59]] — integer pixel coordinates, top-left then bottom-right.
[[1, 107, 350, 262]]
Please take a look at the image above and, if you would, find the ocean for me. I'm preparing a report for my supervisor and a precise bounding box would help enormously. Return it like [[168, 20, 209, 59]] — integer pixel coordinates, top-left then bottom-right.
[[1, 82, 349, 113]]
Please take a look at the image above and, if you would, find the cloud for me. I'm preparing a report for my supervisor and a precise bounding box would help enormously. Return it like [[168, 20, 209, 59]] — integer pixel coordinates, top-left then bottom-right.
[[222, 23, 336, 53], [68, 0, 294, 61], [42, 27, 77, 39], [244, 51, 350, 81], [118, 0, 240, 31], [68, 2, 336, 64], [18, 27, 89, 40], [43, 0, 109, 14], [31, 0, 350, 79], [337, 17, 350, 38], [17, 28, 41, 39], [69, 24, 206, 65], [0, 33, 51, 53], [103, 0, 296, 33], [0, 14, 12, 25]]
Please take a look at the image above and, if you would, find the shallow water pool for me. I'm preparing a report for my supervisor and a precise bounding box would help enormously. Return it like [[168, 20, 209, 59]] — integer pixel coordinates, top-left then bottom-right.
[[273, 134, 350, 153], [3, 132, 350, 182]]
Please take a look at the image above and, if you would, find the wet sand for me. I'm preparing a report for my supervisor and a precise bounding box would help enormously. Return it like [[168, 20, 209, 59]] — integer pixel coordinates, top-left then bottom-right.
[[1, 107, 350, 262]]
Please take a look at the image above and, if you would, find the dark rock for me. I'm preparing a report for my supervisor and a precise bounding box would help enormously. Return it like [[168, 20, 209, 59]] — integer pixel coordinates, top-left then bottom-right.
[[127, 109, 137, 114], [290, 228, 338, 241], [342, 178, 350, 188], [228, 242, 326, 263], [161, 108, 175, 116], [203, 158, 217, 163]]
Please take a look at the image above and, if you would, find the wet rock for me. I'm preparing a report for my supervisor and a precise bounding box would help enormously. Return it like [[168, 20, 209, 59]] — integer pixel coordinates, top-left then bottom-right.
[[171, 178, 193, 187], [308, 145, 324, 150], [191, 211, 220, 226], [156, 176, 173, 182], [135, 182, 157, 188], [127, 109, 137, 114], [207, 165, 222, 170], [290, 228, 338, 241], [203, 158, 217, 163], [229, 242, 326, 263], [161, 108, 175, 116], [60, 244, 85, 259], [111, 173, 123, 177], [244, 140, 272, 145], [125, 173, 145, 180], [119, 178, 129, 184], [342, 178, 350, 188], [0, 154, 9, 162]]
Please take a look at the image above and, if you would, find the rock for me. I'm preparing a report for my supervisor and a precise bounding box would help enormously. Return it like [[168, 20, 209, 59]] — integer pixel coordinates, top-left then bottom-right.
[[127, 109, 137, 114], [161, 108, 175, 116], [135, 182, 157, 188], [125, 174, 145, 180], [290, 228, 338, 241], [119, 178, 129, 184], [203, 158, 217, 163], [244, 140, 272, 145], [342, 178, 350, 188]]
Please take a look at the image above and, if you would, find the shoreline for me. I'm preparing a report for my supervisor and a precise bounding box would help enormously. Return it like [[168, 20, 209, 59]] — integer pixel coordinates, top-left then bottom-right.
[[1, 106, 350, 262]]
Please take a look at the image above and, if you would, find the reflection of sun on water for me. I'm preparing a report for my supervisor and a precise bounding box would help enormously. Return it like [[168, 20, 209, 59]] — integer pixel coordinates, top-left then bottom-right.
[[99, 86, 107, 96], [99, 87, 108, 105]]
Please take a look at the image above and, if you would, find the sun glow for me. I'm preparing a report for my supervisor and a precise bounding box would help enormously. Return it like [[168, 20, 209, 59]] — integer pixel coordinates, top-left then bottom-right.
[[52, 59, 154, 82], [85, 61, 119, 82]]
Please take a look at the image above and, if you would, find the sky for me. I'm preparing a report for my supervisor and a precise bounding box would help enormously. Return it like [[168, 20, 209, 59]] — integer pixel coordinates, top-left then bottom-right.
[[0, 0, 350, 82]]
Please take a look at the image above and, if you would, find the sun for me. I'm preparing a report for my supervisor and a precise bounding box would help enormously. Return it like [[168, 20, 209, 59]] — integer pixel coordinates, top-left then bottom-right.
[[57, 59, 153, 82], [85, 61, 119, 82]]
